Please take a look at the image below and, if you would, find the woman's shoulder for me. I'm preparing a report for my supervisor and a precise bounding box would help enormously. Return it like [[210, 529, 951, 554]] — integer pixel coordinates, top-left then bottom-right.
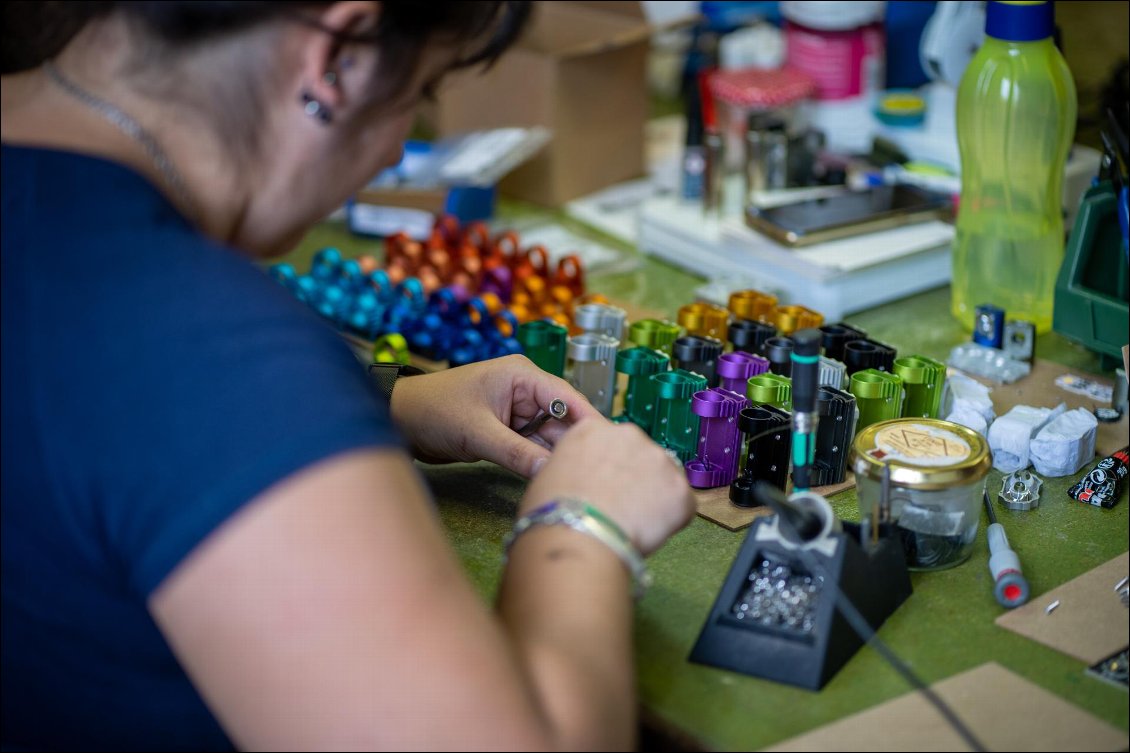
[[3, 142, 330, 342]]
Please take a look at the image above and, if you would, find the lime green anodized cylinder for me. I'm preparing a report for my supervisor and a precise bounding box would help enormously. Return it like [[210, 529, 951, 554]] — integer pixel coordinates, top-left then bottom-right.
[[746, 373, 792, 411], [849, 369, 904, 430], [628, 319, 681, 356], [893, 355, 946, 418]]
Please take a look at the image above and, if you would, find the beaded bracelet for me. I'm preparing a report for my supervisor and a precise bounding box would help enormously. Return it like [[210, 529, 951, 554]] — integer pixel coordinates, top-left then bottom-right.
[[503, 498, 652, 600]]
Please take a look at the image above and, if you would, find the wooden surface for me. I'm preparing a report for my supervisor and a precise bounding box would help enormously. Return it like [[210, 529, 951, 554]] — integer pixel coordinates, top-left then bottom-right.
[[765, 662, 1127, 752], [996, 551, 1130, 666]]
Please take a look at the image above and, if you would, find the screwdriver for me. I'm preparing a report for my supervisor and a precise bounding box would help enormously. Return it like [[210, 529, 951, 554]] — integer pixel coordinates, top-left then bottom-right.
[[516, 398, 568, 437], [983, 491, 1030, 608]]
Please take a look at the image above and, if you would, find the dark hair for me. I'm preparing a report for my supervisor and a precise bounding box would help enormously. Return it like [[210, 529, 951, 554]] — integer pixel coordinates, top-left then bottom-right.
[[2, 1, 532, 105], [1, 2, 97, 73]]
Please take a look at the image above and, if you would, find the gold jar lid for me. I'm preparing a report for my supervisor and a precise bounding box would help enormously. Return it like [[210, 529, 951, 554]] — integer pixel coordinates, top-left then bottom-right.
[[849, 418, 991, 490]]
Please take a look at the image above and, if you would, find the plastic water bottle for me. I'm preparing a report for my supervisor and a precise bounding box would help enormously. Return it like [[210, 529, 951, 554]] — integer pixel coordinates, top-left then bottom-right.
[[950, 1, 1076, 333]]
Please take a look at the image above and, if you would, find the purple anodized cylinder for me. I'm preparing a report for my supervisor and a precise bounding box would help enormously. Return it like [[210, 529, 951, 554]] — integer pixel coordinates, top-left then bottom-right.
[[717, 351, 769, 395], [685, 387, 750, 489]]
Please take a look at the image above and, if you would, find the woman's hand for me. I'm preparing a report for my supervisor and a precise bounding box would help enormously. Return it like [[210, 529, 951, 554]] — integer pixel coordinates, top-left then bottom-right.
[[389, 354, 603, 478], [521, 418, 696, 556]]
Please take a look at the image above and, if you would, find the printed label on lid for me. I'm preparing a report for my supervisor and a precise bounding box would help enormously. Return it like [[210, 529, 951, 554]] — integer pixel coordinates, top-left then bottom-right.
[[867, 423, 972, 466]]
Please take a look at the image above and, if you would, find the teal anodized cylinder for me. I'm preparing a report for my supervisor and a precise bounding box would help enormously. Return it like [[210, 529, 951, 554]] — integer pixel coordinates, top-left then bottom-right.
[[517, 319, 568, 377], [849, 369, 904, 430], [650, 369, 708, 462], [893, 355, 946, 418], [615, 347, 670, 432]]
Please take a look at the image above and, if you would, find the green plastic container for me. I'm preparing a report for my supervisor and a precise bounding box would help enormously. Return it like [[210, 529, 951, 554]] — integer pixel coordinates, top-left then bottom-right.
[[1053, 182, 1130, 362], [950, 1, 1077, 334]]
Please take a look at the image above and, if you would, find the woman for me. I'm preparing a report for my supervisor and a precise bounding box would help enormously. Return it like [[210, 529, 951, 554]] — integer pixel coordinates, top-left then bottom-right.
[[0, 2, 696, 750]]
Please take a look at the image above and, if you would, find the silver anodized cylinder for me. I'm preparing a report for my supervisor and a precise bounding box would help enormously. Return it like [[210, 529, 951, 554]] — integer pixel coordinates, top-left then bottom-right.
[[567, 333, 620, 417]]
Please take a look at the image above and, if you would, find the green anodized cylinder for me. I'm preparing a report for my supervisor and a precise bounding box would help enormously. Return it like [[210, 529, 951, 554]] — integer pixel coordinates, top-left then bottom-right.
[[650, 369, 708, 462], [628, 319, 681, 356], [850, 369, 904, 430], [517, 319, 568, 377], [893, 355, 946, 418], [746, 373, 793, 411], [615, 347, 671, 432]]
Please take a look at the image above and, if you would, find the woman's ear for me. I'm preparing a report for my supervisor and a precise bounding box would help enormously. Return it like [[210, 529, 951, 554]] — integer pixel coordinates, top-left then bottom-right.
[[297, 1, 380, 118]]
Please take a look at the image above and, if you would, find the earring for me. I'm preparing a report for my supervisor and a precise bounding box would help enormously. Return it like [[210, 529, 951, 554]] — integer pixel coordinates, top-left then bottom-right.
[[300, 91, 333, 124], [322, 70, 337, 87]]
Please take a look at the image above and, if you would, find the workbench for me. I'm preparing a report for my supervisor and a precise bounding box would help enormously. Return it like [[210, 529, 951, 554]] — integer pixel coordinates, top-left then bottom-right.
[[280, 214, 1129, 751]]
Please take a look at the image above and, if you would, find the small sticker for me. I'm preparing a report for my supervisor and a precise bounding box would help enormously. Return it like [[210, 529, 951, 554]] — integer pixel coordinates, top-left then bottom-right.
[[1055, 374, 1114, 402], [873, 423, 972, 466]]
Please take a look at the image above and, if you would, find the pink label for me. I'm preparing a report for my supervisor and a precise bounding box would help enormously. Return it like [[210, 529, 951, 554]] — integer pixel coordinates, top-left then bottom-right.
[[785, 22, 885, 101]]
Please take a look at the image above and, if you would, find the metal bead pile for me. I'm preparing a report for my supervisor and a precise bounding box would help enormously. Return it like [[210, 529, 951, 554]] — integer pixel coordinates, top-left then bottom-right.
[[730, 557, 823, 635]]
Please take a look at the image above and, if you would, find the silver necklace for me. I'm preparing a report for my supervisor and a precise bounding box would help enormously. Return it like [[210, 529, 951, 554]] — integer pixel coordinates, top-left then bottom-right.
[[44, 60, 200, 224]]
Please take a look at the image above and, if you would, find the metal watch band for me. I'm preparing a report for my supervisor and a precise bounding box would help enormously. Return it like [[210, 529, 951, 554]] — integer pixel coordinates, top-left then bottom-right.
[[503, 498, 652, 600], [367, 362, 426, 403]]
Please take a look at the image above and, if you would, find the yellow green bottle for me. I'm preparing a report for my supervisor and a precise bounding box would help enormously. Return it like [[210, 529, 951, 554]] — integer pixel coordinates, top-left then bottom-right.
[[951, 1, 1076, 334]]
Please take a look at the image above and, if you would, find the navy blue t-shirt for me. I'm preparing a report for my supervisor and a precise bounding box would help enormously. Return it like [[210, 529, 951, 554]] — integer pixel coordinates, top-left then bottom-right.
[[1, 145, 402, 751]]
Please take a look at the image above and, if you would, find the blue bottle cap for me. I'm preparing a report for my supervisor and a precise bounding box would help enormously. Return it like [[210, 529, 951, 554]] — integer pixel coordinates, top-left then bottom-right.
[[985, 1, 1055, 42]]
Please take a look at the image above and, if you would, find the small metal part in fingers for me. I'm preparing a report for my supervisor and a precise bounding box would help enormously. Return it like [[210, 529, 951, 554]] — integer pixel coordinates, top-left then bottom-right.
[[517, 398, 568, 437]]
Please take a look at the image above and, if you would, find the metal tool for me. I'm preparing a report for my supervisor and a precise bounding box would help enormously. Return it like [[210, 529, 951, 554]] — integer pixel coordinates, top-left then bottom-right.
[[516, 398, 568, 437], [983, 491, 1030, 609]]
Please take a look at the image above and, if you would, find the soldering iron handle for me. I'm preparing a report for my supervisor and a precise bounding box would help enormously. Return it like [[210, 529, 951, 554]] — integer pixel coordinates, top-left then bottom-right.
[[791, 328, 821, 415], [790, 328, 822, 491], [752, 481, 823, 543]]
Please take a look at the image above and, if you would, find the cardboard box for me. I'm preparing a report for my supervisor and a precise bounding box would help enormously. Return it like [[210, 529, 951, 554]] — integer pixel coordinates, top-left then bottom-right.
[[426, 2, 695, 207]]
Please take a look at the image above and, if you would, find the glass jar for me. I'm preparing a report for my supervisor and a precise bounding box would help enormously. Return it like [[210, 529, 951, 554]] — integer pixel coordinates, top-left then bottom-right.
[[850, 418, 991, 571]]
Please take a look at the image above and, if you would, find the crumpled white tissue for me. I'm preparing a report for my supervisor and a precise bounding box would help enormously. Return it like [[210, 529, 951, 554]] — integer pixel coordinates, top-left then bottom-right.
[[943, 373, 995, 435], [987, 403, 1066, 473], [1029, 408, 1099, 477], [946, 406, 989, 436]]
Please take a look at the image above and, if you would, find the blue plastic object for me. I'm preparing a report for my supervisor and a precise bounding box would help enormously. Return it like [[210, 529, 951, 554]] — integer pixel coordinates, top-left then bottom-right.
[[700, 1, 782, 31], [885, 1, 936, 89]]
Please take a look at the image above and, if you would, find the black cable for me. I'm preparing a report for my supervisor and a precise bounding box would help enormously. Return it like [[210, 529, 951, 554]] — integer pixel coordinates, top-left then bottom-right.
[[755, 483, 988, 753]]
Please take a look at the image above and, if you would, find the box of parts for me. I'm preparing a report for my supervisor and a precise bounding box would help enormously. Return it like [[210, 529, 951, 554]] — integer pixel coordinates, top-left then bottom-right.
[[424, 1, 698, 207]]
